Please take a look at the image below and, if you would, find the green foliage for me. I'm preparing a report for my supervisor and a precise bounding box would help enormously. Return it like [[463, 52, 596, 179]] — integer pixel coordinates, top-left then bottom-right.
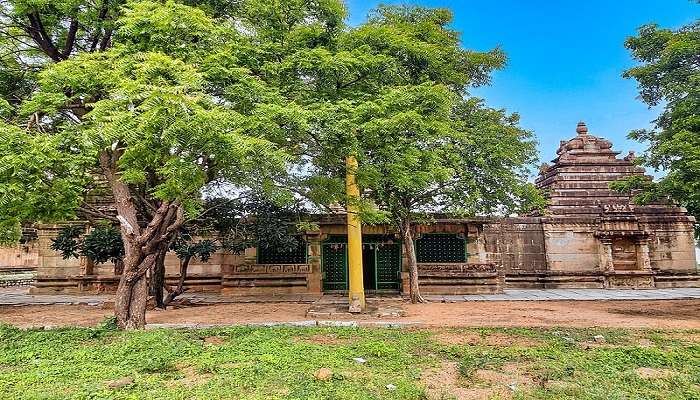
[[619, 15, 700, 236], [118, 0, 229, 59], [82, 225, 124, 264], [172, 238, 217, 263], [50, 225, 83, 259], [51, 224, 124, 264], [0, 219, 21, 245], [296, 220, 320, 233], [270, 4, 541, 223], [0, 0, 309, 239], [0, 326, 697, 399], [2, 0, 540, 253], [344, 8, 540, 222], [201, 193, 311, 254], [97, 315, 118, 331], [0, 122, 95, 227]]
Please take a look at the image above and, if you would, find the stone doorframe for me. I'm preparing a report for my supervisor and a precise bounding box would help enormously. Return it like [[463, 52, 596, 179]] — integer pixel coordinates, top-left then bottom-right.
[[594, 231, 651, 273]]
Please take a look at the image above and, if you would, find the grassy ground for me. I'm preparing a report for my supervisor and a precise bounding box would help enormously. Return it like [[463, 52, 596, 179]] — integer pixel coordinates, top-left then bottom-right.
[[0, 321, 698, 399]]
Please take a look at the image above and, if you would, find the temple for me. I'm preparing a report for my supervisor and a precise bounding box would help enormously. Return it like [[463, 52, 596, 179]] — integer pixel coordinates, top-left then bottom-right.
[[3, 123, 699, 294]]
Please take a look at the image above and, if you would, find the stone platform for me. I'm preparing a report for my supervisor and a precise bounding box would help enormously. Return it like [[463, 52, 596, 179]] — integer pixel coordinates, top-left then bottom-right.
[[306, 298, 406, 319]]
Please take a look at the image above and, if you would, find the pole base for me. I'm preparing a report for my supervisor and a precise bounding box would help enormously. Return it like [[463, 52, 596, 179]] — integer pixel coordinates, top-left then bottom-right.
[[348, 294, 363, 313]]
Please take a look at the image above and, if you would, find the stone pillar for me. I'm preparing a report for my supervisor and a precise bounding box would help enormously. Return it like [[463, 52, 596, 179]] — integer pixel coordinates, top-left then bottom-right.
[[599, 238, 614, 273], [305, 232, 323, 294], [467, 224, 486, 263], [79, 256, 94, 276], [636, 238, 652, 271], [243, 246, 257, 265]]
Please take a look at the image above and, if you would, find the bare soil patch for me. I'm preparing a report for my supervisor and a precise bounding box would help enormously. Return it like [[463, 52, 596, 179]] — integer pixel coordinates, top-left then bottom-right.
[[172, 363, 213, 387], [421, 361, 534, 400], [2, 300, 700, 329], [404, 300, 700, 329], [203, 336, 226, 345], [660, 332, 700, 343], [474, 364, 533, 388], [0, 305, 112, 327], [635, 367, 677, 379]]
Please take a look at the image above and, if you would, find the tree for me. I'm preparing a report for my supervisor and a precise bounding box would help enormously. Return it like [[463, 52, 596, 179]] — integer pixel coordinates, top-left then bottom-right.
[[611, 13, 700, 237], [0, 0, 122, 62], [355, 88, 541, 302], [1, 0, 350, 327], [277, 5, 541, 302], [0, 0, 319, 329], [162, 236, 217, 306], [150, 194, 313, 308]]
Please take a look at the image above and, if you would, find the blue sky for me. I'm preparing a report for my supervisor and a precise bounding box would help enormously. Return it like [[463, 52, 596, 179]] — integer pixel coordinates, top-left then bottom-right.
[[345, 0, 699, 170]]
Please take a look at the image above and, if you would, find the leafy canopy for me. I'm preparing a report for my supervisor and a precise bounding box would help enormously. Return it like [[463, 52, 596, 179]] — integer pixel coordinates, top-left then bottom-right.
[[0, 0, 318, 241], [272, 5, 541, 221], [612, 15, 700, 235]]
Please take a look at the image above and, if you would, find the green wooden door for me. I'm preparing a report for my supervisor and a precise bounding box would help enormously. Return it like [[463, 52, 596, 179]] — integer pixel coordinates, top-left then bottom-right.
[[322, 235, 401, 292], [375, 243, 401, 290], [322, 242, 347, 291]]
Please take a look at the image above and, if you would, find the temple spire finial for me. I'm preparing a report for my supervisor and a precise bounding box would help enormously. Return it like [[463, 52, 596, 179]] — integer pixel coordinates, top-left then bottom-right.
[[576, 121, 588, 135]]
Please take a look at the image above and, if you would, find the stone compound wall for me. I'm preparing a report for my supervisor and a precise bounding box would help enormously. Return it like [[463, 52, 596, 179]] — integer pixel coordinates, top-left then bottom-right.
[[0, 236, 39, 287], [0, 242, 38, 270], [31, 224, 239, 294]]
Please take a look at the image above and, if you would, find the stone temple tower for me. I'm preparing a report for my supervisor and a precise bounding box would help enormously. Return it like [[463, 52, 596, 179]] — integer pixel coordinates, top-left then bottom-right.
[[535, 122, 698, 288]]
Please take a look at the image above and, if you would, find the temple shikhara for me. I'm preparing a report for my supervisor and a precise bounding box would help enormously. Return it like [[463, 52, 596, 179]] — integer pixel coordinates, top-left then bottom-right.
[[2, 123, 699, 294]]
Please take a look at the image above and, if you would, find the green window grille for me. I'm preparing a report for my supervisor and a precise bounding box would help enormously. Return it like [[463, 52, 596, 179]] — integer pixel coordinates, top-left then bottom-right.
[[416, 234, 466, 263], [257, 238, 307, 264]]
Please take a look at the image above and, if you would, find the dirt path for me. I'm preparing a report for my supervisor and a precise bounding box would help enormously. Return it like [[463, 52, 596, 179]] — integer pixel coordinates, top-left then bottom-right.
[[2, 299, 700, 329]]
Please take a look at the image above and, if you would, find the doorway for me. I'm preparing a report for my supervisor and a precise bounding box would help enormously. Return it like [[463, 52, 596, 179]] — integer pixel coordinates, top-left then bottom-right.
[[321, 235, 401, 293]]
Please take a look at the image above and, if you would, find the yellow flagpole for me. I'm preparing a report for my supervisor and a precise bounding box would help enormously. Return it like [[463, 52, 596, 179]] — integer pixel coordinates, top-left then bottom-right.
[[345, 155, 365, 311]]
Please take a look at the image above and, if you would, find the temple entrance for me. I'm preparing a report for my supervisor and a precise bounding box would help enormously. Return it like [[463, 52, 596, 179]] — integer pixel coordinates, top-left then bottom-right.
[[322, 235, 401, 293]]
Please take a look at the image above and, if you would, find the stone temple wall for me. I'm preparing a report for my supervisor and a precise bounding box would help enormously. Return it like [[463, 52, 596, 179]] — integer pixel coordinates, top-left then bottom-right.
[[0, 243, 37, 270], [23, 122, 700, 294]]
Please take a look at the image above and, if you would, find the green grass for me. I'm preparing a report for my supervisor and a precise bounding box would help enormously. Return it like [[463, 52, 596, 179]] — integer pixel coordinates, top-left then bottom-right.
[[0, 322, 698, 399]]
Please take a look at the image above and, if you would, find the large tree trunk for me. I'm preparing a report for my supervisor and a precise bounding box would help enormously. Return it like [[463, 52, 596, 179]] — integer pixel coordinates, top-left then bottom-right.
[[163, 255, 191, 306], [100, 150, 184, 329], [400, 218, 425, 304], [113, 253, 156, 329]]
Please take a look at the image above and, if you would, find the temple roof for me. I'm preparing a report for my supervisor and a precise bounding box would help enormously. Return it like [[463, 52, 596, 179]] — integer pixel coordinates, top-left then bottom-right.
[[551, 121, 621, 164], [534, 122, 687, 218]]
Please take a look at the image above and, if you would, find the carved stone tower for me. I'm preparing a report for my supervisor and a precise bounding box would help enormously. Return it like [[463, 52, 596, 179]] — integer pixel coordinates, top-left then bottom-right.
[[535, 122, 698, 288]]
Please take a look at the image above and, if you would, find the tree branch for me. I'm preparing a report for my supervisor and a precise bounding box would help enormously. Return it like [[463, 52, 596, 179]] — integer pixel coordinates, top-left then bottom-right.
[[136, 201, 172, 246], [89, 0, 109, 52], [100, 149, 140, 241], [77, 204, 118, 223], [62, 18, 78, 58], [98, 29, 112, 51], [123, 253, 158, 286], [26, 12, 64, 61]]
